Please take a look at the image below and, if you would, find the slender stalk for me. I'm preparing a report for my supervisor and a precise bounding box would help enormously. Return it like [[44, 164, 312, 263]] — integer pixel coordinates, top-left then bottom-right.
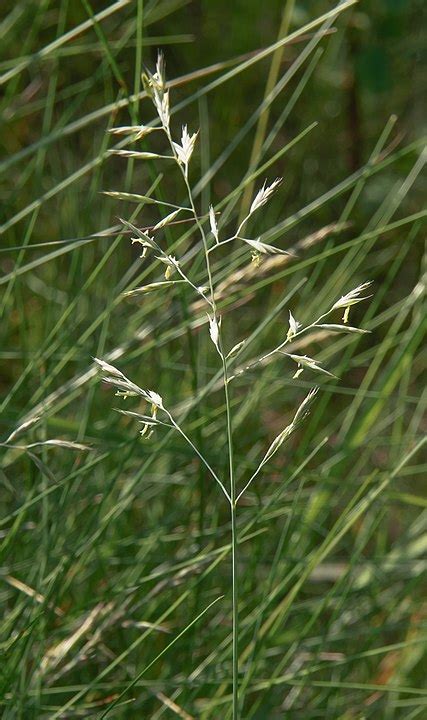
[[167, 412, 231, 504], [183, 174, 239, 720], [166, 126, 240, 718], [222, 352, 239, 719]]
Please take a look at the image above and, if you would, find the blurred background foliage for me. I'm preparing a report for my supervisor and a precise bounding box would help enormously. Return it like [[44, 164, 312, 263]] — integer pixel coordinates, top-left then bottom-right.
[[0, 1, 426, 718], [1, 1, 425, 234]]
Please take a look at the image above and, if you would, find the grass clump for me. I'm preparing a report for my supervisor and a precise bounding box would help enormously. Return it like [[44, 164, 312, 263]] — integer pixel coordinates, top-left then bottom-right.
[[1, 1, 426, 718]]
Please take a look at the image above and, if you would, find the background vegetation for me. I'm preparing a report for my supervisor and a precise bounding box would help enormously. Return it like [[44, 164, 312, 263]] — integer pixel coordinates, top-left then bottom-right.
[[1, 1, 426, 718]]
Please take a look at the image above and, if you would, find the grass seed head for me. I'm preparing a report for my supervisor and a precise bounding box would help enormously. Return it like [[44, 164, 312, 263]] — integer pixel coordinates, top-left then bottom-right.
[[207, 314, 221, 355], [93, 358, 125, 378], [108, 125, 156, 140], [287, 310, 301, 340], [173, 125, 198, 170], [332, 282, 373, 311], [249, 178, 282, 215], [284, 353, 337, 379], [209, 205, 219, 243]]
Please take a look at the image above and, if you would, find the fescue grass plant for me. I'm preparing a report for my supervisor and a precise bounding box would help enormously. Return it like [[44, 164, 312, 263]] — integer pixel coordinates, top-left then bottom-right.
[[95, 53, 377, 718], [1, 1, 426, 718]]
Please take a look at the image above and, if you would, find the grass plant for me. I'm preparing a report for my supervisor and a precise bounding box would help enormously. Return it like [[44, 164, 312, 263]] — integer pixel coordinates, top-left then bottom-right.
[[1, 1, 425, 718]]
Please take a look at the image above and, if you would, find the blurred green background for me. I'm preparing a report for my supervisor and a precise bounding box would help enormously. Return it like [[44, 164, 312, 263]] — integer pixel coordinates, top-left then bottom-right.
[[1, 1, 426, 718]]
